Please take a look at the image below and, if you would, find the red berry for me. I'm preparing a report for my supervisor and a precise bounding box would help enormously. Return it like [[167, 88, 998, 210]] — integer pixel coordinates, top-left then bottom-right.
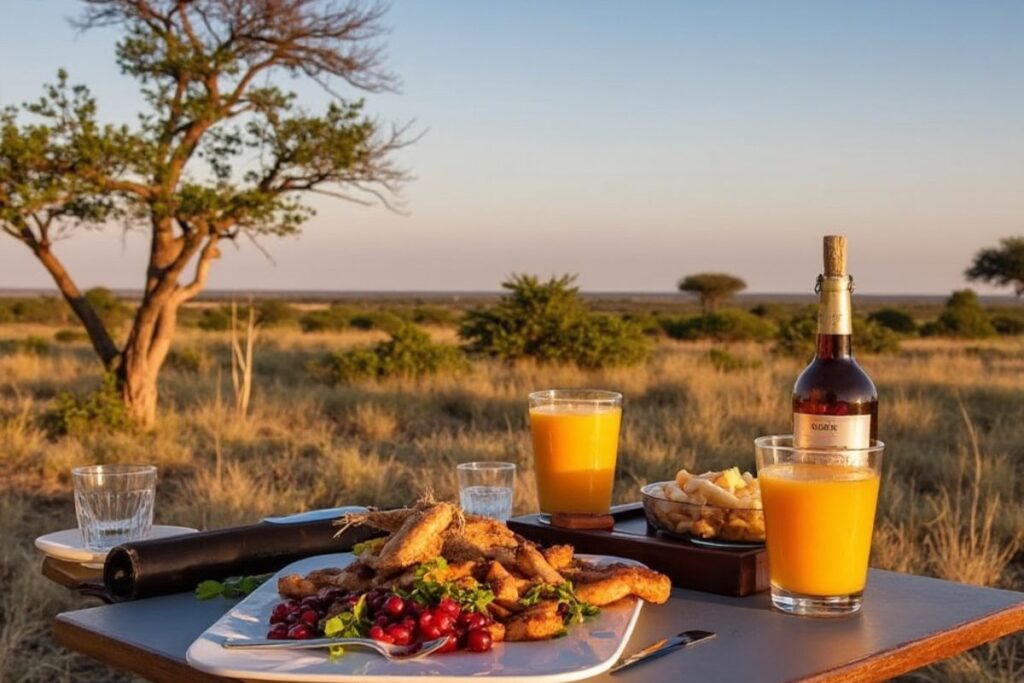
[[432, 612, 453, 633], [386, 624, 412, 646], [270, 603, 290, 624], [300, 609, 318, 627], [466, 627, 492, 653], [369, 625, 386, 641], [438, 598, 460, 617], [467, 612, 488, 630], [438, 632, 459, 654], [283, 599, 301, 614], [300, 596, 320, 609], [402, 616, 418, 631], [287, 624, 313, 640], [374, 614, 390, 627], [267, 623, 289, 640], [382, 595, 406, 618]]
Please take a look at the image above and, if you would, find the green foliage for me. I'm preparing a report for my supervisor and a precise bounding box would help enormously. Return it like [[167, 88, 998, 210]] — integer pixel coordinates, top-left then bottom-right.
[[459, 275, 650, 368], [990, 312, 1024, 335], [84, 287, 132, 329], [255, 300, 296, 327], [0, 335, 52, 356], [298, 305, 356, 333], [54, 329, 87, 343], [0, 303, 12, 324], [308, 325, 466, 385], [677, 273, 747, 312], [867, 308, 917, 335], [965, 236, 1024, 297], [195, 574, 271, 601], [349, 310, 406, 334], [707, 348, 762, 372], [2, 297, 69, 324], [167, 346, 215, 374], [662, 309, 775, 342], [774, 308, 818, 358], [929, 289, 997, 339], [410, 306, 459, 326], [197, 307, 231, 332], [41, 374, 133, 437], [854, 317, 901, 354]]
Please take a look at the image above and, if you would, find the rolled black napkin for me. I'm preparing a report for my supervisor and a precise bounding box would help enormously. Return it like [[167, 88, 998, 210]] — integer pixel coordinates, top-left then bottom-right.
[[104, 508, 383, 601]]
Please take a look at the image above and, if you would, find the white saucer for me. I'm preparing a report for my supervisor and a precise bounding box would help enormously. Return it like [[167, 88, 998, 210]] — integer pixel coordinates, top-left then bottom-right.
[[35, 525, 199, 568]]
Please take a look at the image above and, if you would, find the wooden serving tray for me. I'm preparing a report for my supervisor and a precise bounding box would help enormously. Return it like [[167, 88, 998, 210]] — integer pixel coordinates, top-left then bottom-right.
[[508, 503, 769, 597]]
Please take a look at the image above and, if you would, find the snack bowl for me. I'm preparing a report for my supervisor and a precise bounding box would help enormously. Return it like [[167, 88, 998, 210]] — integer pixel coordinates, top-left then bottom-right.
[[641, 481, 765, 544]]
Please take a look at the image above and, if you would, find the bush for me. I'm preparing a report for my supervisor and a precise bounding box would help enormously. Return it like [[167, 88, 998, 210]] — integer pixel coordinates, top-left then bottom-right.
[[298, 304, 358, 333], [307, 325, 466, 385], [867, 308, 917, 334], [991, 312, 1024, 335], [84, 287, 132, 329], [774, 309, 818, 358], [255, 299, 297, 327], [854, 317, 901, 354], [622, 312, 665, 337], [9, 297, 69, 324], [410, 306, 459, 327], [197, 307, 231, 331], [458, 274, 650, 368], [40, 374, 133, 437], [0, 336, 52, 356], [707, 348, 761, 372], [662, 309, 775, 342], [54, 329, 88, 343], [167, 346, 215, 373], [929, 289, 996, 339], [349, 310, 406, 334], [0, 302, 13, 324]]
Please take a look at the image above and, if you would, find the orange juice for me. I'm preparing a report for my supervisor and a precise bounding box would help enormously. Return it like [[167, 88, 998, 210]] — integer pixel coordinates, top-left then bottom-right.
[[759, 462, 880, 596], [529, 404, 622, 514]]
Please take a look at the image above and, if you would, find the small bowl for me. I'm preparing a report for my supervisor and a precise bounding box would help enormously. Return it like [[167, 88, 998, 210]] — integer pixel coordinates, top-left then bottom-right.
[[641, 481, 766, 545]]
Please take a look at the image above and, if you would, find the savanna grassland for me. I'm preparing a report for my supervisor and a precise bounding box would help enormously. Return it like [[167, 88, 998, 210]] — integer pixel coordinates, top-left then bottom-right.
[[1, 319, 1022, 682]]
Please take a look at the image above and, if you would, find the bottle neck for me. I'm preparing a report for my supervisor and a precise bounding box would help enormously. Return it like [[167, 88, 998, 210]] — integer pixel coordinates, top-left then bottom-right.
[[816, 275, 853, 360]]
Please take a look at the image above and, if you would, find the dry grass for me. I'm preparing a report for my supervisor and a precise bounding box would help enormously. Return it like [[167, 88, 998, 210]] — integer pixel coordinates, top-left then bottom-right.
[[0, 328, 1022, 681]]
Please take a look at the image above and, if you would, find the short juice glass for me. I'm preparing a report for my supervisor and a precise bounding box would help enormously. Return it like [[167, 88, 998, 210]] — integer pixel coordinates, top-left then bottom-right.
[[755, 435, 884, 616], [528, 389, 622, 516]]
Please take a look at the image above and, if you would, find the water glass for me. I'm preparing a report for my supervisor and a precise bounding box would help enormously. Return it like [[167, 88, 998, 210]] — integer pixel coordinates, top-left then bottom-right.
[[73, 464, 157, 551], [457, 462, 516, 521], [755, 435, 884, 617]]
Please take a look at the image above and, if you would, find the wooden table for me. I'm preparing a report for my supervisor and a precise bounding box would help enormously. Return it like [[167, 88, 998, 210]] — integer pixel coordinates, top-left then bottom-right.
[[53, 569, 1024, 682]]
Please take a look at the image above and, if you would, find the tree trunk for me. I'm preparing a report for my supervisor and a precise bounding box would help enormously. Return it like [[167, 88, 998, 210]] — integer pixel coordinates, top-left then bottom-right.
[[118, 348, 159, 427]]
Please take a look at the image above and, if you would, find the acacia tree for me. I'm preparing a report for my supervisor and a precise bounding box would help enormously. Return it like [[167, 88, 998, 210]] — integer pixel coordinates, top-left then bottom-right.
[[677, 272, 746, 313], [0, 0, 408, 426], [965, 237, 1024, 298]]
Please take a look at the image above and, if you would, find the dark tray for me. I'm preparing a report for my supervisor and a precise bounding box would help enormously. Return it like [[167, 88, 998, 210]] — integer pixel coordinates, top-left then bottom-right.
[[508, 503, 768, 597]]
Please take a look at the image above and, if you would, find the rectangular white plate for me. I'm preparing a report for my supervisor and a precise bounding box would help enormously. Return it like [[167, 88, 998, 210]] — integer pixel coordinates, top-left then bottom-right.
[[187, 552, 645, 682]]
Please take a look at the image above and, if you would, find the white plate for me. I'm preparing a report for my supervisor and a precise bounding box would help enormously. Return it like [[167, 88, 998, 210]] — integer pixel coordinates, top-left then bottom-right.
[[34, 525, 199, 568], [187, 552, 646, 682]]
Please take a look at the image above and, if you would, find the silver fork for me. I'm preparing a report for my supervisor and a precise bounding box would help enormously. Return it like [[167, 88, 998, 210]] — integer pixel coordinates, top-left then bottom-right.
[[222, 635, 448, 660]]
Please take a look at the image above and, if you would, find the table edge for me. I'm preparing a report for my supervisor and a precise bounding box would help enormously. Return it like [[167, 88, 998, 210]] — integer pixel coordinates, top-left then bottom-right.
[[799, 601, 1024, 683], [53, 613, 229, 683]]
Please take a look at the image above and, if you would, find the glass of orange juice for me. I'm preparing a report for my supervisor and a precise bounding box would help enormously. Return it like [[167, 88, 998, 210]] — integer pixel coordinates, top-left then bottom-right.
[[755, 435, 884, 617], [528, 389, 623, 519]]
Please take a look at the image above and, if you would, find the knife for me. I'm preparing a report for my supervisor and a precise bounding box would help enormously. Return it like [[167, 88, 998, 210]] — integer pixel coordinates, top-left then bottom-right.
[[609, 629, 716, 675], [263, 506, 368, 525]]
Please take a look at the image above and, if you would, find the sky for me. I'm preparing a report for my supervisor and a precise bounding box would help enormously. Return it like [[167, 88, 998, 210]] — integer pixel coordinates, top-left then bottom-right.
[[1, 1, 1022, 294]]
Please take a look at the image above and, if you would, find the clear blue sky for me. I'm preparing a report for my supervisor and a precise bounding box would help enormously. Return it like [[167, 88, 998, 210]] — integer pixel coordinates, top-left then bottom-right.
[[1, 1, 1022, 294]]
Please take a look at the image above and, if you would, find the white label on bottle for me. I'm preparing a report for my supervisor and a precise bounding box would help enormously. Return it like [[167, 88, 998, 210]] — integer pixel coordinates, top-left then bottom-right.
[[793, 413, 871, 449]]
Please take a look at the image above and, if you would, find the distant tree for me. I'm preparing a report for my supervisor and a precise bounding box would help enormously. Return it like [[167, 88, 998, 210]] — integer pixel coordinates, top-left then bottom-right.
[[0, 1, 409, 426], [930, 289, 996, 339], [867, 308, 917, 335], [965, 237, 1024, 298], [677, 273, 746, 312]]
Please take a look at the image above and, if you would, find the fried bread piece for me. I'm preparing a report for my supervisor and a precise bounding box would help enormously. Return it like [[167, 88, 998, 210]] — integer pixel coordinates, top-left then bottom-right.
[[569, 565, 671, 606], [504, 600, 564, 641], [485, 560, 521, 603], [367, 503, 456, 573], [516, 543, 565, 585], [278, 563, 373, 598], [542, 544, 574, 570]]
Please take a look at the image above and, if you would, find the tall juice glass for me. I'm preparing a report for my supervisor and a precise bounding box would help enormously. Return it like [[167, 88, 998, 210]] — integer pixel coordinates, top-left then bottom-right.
[[528, 390, 622, 516], [755, 435, 884, 616]]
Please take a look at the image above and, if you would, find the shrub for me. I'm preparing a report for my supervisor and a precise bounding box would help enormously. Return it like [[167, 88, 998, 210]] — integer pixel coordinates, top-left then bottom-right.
[[167, 346, 215, 373], [255, 299, 297, 327], [84, 287, 132, 329], [990, 312, 1024, 335], [308, 325, 466, 385], [0, 302, 13, 324], [54, 329, 87, 343], [299, 305, 355, 333], [458, 274, 650, 368], [707, 348, 761, 372], [0, 336, 52, 356], [662, 309, 775, 342], [197, 307, 231, 331], [774, 309, 818, 358], [854, 317, 901, 354], [10, 297, 69, 324], [623, 312, 665, 337], [867, 308, 917, 334], [930, 289, 996, 339], [410, 306, 459, 327], [40, 374, 133, 437], [349, 310, 406, 333]]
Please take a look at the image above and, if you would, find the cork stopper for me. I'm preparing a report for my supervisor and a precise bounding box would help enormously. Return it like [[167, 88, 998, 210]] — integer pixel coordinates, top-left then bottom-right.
[[823, 235, 847, 277]]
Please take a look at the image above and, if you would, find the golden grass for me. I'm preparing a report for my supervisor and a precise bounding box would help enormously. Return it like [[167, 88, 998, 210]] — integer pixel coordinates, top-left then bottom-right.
[[0, 327, 1021, 681]]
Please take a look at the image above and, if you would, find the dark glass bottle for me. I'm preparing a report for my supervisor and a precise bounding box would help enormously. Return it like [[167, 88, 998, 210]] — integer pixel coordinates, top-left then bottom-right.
[[792, 237, 878, 448]]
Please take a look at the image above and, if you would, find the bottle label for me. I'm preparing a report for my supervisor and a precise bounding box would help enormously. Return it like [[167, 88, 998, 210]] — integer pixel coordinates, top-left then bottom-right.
[[793, 413, 871, 448], [818, 276, 852, 335]]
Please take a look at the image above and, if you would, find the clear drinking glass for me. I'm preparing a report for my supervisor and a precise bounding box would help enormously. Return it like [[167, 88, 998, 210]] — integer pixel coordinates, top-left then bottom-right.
[[72, 464, 157, 551], [457, 462, 516, 521], [528, 389, 623, 518], [755, 435, 884, 616]]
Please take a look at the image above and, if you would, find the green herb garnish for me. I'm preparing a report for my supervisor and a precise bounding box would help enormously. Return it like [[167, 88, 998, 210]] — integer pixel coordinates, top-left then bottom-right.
[[400, 558, 495, 614], [518, 580, 599, 625], [195, 574, 272, 601], [323, 594, 371, 660]]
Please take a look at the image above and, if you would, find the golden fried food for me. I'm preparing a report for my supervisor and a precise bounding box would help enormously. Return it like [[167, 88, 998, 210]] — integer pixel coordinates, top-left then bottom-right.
[[542, 544, 574, 570], [569, 564, 672, 606], [516, 542, 566, 585], [646, 466, 765, 542], [278, 563, 373, 598], [366, 502, 456, 573], [504, 601, 564, 641]]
